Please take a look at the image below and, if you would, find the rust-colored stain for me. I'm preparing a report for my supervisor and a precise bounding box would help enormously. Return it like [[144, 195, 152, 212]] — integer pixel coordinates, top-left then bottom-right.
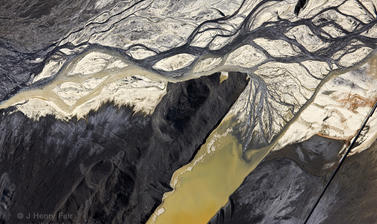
[[317, 131, 353, 147], [333, 93, 376, 113]]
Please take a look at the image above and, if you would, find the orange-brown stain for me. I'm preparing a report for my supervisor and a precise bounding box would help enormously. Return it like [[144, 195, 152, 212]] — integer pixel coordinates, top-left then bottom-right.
[[333, 93, 376, 113]]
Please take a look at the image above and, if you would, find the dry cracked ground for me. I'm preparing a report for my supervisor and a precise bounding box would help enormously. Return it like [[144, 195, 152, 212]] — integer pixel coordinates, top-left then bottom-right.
[[1, 0, 377, 223]]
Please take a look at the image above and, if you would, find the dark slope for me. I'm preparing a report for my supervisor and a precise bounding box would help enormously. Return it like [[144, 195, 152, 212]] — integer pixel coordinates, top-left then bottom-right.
[[209, 135, 346, 224], [0, 0, 110, 52], [0, 72, 248, 224], [307, 138, 377, 224]]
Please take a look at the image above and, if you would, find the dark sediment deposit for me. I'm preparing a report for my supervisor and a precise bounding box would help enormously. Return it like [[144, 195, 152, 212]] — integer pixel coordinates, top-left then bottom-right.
[[0, 72, 247, 224]]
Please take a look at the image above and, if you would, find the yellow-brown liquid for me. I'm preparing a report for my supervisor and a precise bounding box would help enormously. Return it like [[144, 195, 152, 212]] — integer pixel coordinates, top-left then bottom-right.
[[147, 118, 270, 224]]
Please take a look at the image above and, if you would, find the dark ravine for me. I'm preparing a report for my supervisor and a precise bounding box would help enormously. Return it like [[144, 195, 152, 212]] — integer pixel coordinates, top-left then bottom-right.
[[294, 0, 308, 15], [209, 135, 347, 224], [0, 72, 248, 224]]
